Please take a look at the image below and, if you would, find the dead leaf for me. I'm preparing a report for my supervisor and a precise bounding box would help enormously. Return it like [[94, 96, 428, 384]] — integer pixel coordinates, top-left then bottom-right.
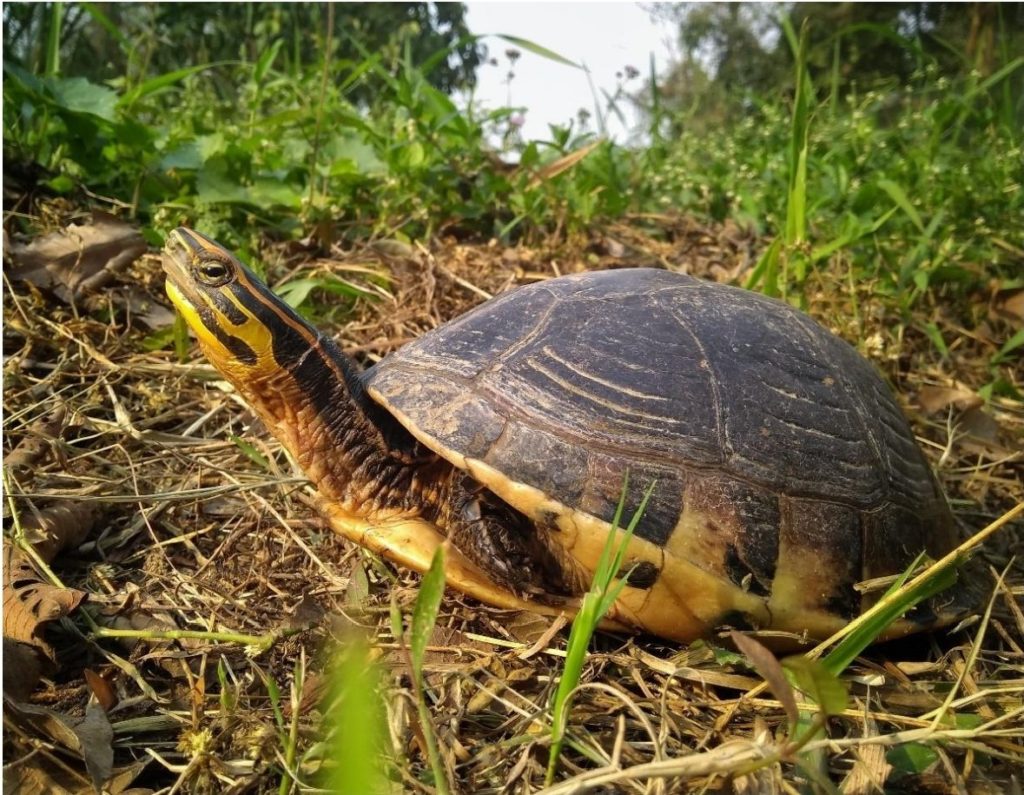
[[994, 290, 1024, 326], [730, 631, 800, 732], [85, 668, 119, 712], [7, 211, 147, 302], [525, 139, 603, 189], [3, 637, 45, 700], [4, 406, 67, 473], [5, 699, 117, 794], [918, 385, 982, 415], [957, 406, 1013, 457], [21, 501, 99, 564], [75, 701, 115, 793], [3, 543, 87, 660]]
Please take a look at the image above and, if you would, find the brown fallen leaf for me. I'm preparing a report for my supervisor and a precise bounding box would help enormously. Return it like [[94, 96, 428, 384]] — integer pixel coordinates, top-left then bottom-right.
[[4, 406, 67, 473], [994, 289, 1024, 326], [957, 406, 1014, 457], [4, 699, 116, 794], [918, 384, 983, 415], [730, 631, 800, 731], [20, 501, 99, 564], [2, 543, 87, 660], [7, 210, 147, 302], [3, 637, 44, 701]]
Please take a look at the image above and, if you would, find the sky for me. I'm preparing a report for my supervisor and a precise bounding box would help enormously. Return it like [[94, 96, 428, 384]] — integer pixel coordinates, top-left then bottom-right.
[[463, 3, 680, 143]]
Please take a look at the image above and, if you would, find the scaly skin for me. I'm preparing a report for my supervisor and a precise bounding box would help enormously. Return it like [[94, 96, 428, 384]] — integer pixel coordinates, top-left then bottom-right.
[[162, 227, 569, 600]]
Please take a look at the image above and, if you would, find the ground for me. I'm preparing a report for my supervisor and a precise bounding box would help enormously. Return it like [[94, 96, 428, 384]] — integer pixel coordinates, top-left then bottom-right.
[[3, 206, 1022, 794]]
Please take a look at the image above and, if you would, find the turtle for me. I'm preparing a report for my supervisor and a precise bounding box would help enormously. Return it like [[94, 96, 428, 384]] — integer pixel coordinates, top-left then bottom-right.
[[161, 226, 973, 643]]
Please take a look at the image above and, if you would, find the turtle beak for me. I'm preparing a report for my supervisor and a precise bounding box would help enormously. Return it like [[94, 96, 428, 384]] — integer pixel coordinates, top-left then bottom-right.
[[162, 227, 213, 310]]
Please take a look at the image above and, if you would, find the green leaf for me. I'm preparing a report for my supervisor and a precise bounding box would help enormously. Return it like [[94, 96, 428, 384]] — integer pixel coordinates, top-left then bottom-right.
[[325, 640, 390, 795], [887, 742, 938, 774], [746, 237, 783, 297], [45, 174, 75, 193], [228, 435, 270, 471], [992, 328, 1024, 365], [249, 178, 302, 210], [49, 77, 118, 121], [119, 63, 221, 107], [822, 555, 958, 677], [160, 141, 203, 171], [409, 546, 446, 673], [196, 170, 249, 205], [920, 322, 950, 359], [173, 312, 190, 363], [878, 179, 925, 234], [495, 34, 581, 69], [254, 40, 284, 84], [140, 325, 178, 352], [781, 656, 848, 716]]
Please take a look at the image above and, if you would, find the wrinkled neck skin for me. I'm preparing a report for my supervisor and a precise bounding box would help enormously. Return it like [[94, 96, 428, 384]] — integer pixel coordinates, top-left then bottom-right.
[[214, 334, 433, 515]]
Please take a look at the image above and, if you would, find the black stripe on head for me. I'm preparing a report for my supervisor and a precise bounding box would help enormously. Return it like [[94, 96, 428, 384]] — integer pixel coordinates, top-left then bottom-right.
[[225, 270, 370, 426], [195, 302, 258, 365], [207, 287, 249, 326]]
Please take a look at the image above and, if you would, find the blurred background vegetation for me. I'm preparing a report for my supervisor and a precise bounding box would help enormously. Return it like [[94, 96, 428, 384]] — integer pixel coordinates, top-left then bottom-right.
[[3, 2, 1022, 316]]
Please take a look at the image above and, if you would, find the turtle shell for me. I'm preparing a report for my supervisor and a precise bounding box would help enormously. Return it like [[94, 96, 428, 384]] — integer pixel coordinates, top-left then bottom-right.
[[364, 268, 963, 641]]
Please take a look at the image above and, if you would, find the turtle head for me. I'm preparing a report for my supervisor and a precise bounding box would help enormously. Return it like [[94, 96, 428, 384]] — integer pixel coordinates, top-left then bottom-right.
[[161, 228, 397, 500], [162, 227, 287, 385]]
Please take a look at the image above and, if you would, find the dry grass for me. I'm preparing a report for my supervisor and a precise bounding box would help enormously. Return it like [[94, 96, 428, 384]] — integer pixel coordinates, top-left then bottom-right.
[[3, 208, 1022, 794]]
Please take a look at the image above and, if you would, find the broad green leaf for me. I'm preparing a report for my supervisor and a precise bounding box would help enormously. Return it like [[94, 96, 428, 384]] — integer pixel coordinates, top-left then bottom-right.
[[249, 178, 302, 210], [159, 141, 203, 171], [196, 133, 228, 162], [49, 77, 118, 121], [196, 170, 249, 205], [410, 546, 446, 673], [887, 742, 938, 774], [781, 656, 848, 716]]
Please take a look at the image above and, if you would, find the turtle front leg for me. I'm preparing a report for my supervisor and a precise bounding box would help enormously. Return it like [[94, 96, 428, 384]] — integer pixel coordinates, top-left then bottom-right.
[[441, 473, 573, 602]]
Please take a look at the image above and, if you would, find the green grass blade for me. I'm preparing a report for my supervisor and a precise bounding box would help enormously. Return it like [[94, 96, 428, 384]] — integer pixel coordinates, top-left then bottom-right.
[[45, 2, 64, 77], [746, 237, 783, 297], [546, 478, 653, 785], [410, 545, 446, 673], [324, 640, 390, 795], [119, 63, 225, 107], [254, 39, 284, 84], [495, 34, 582, 69], [878, 179, 925, 234], [78, 3, 129, 50], [822, 559, 958, 677]]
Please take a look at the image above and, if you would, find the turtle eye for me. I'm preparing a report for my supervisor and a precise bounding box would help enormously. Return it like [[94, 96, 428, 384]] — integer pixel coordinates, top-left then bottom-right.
[[195, 258, 233, 287]]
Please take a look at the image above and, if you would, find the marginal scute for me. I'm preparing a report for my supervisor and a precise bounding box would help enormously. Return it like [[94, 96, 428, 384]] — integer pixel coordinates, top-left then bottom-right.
[[482, 420, 589, 507], [666, 473, 779, 597], [772, 498, 862, 622]]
